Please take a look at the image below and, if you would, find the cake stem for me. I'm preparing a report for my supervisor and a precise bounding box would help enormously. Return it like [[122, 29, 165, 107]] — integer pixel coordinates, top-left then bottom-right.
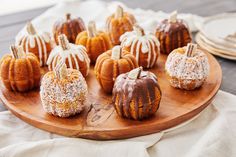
[[10, 45, 18, 59], [10, 45, 26, 59], [66, 13, 71, 20], [133, 24, 145, 36], [58, 34, 70, 50], [169, 11, 178, 23], [111, 46, 122, 60], [87, 21, 97, 38], [115, 5, 124, 19], [26, 22, 36, 35], [128, 67, 143, 79], [186, 43, 197, 57]]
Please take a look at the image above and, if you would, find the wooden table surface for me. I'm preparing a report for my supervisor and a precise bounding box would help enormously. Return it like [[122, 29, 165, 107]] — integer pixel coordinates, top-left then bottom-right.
[[0, 0, 235, 111]]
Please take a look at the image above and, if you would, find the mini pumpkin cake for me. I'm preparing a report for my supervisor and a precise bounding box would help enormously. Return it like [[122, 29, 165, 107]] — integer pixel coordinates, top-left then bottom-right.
[[112, 67, 162, 120], [53, 13, 85, 44], [165, 43, 209, 90], [47, 34, 90, 78], [106, 5, 136, 45], [94, 45, 138, 93], [0, 45, 41, 92], [120, 24, 160, 68], [75, 21, 112, 63], [40, 61, 88, 117], [18, 22, 53, 66], [155, 11, 192, 54]]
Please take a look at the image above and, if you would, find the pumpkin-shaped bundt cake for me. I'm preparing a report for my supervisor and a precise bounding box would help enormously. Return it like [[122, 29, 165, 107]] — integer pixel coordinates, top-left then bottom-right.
[[40, 60, 88, 117], [120, 24, 160, 68], [76, 21, 112, 63], [0, 45, 41, 92], [155, 11, 192, 54], [112, 67, 162, 120], [106, 6, 136, 45], [165, 43, 209, 90], [47, 34, 90, 78]]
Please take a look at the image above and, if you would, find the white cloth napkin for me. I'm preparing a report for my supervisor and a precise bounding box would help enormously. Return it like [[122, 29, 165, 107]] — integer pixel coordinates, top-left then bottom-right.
[[3, 0, 234, 156], [0, 90, 235, 157], [15, 0, 203, 41]]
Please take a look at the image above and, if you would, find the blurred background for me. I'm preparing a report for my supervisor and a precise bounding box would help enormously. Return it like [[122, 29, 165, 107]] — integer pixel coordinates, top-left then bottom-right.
[[1, 0, 236, 16]]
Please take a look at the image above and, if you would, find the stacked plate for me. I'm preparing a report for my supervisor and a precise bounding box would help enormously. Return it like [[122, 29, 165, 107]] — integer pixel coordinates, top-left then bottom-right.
[[196, 13, 236, 60]]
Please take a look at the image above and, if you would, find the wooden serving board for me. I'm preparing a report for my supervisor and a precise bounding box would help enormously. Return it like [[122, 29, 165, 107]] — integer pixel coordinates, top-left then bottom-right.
[[0, 52, 222, 140]]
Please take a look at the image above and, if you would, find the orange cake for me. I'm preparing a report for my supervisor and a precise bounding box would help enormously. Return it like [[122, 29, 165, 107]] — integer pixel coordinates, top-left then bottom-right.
[[0, 45, 41, 92], [94, 45, 138, 93], [76, 21, 112, 64], [106, 6, 136, 45]]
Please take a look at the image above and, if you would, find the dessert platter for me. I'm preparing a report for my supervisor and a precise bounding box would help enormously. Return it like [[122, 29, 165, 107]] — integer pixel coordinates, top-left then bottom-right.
[[0, 7, 221, 140]]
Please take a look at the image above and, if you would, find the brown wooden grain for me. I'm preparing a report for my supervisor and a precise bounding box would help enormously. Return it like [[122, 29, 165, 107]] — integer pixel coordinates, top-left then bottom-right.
[[0, 51, 222, 140]]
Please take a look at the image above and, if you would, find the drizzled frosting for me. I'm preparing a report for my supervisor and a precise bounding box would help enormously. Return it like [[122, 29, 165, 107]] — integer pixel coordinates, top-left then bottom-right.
[[19, 32, 51, 66], [120, 29, 160, 68], [47, 43, 90, 76]]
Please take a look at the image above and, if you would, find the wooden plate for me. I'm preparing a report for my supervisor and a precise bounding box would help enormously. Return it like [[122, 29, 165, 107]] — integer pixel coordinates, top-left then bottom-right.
[[0, 52, 222, 140]]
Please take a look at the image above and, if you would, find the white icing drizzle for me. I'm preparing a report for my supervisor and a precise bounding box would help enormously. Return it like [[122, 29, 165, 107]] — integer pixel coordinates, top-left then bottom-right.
[[165, 48, 210, 80], [19, 32, 51, 66], [120, 30, 160, 68], [47, 43, 90, 76]]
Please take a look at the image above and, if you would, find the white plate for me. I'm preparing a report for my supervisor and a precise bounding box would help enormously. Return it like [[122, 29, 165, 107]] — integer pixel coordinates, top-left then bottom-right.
[[196, 33, 236, 60], [200, 13, 236, 49]]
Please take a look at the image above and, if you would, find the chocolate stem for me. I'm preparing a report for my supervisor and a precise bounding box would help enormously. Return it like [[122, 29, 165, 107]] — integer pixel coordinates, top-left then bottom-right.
[[128, 67, 143, 79], [169, 11, 178, 23], [115, 5, 123, 19], [10, 45, 26, 59], [66, 13, 71, 20], [133, 24, 145, 36], [58, 34, 70, 50], [186, 43, 197, 57], [10, 45, 18, 59], [26, 22, 36, 35], [111, 46, 122, 60], [87, 21, 97, 38], [55, 60, 67, 79]]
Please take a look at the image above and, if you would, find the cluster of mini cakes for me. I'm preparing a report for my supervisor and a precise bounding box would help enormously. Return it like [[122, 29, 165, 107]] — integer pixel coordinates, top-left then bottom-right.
[[0, 6, 210, 120]]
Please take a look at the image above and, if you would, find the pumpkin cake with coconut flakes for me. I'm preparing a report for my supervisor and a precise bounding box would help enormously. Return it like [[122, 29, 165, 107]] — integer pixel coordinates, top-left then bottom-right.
[[165, 43, 209, 90]]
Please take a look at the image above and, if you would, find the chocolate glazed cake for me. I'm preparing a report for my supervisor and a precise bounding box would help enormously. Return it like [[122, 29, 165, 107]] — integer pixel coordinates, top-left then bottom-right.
[[112, 67, 162, 120], [155, 11, 192, 54]]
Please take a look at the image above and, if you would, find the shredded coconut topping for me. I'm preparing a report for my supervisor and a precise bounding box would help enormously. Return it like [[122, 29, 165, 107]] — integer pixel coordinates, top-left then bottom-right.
[[165, 48, 209, 80], [40, 69, 88, 117]]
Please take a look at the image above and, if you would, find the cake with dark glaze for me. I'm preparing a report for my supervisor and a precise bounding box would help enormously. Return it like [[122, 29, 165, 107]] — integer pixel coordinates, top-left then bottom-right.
[[53, 13, 85, 44], [112, 67, 162, 120], [155, 11, 192, 54]]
